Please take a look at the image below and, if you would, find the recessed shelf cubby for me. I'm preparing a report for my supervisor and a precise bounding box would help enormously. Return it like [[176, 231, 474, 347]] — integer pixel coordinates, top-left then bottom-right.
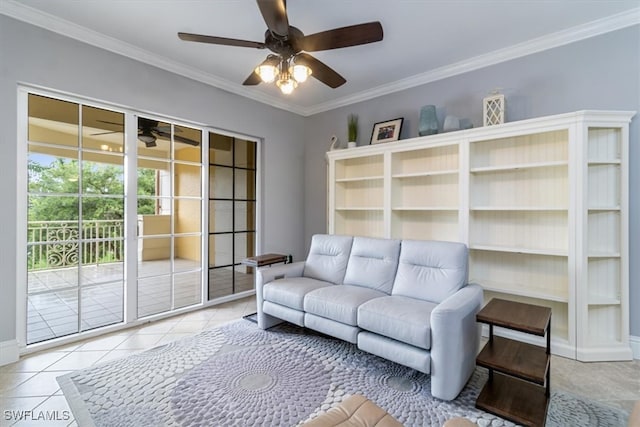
[[334, 178, 383, 210], [470, 211, 568, 254], [392, 173, 458, 210], [470, 250, 569, 302], [391, 210, 459, 241], [470, 130, 568, 170]]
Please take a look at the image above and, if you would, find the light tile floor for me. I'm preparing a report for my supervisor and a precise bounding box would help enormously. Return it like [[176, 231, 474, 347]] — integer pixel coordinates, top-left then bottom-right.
[[1, 296, 256, 426], [1, 295, 639, 426]]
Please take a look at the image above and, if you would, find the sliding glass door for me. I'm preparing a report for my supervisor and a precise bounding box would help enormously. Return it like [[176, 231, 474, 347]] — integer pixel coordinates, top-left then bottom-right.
[[208, 133, 257, 300], [26, 94, 125, 344], [22, 89, 256, 348], [136, 117, 203, 317]]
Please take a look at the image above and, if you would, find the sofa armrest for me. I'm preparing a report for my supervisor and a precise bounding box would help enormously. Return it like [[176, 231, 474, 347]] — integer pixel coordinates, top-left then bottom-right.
[[430, 283, 483, 400], [256, 261, 305, 329], [256, 261, 305, 286]]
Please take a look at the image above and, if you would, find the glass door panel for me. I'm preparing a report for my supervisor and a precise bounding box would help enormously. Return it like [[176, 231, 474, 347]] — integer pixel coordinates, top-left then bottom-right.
[[174, 235, 201, 272], [137, 275, 172, 318], [209, 134, 233, 166], [210, 200, 233, 232], [24, 93, 209, 347], [208, 134, 257, 300], [138, 237, 172, 277], [26, 94, 125, 344], [136, 117, 203, 318], [209, 166, 233, 199], [28, 94, 79, 148], [175, 164, 202, 197], [174, 199, 201, 233], [79, 105, 125, 332], [174, 271, 201, 309]]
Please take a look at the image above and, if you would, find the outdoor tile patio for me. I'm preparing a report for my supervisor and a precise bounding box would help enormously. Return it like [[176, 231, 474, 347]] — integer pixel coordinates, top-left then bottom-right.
[[26, 259, 252, 345]]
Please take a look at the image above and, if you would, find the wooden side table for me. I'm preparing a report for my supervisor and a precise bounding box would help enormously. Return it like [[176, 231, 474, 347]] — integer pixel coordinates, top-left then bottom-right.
[[475, 298, 551, 427], [241, 253, 290, 268]]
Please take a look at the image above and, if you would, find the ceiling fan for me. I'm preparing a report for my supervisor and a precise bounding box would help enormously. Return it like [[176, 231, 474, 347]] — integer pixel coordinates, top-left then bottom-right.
[[178, 0, 383, 94], [92, 118, 200, 148]]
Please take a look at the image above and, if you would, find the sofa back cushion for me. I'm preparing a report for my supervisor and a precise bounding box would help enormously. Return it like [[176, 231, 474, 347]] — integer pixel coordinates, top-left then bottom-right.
[[303, 234, 354, 285], [391, 240, 468, 303], [343, 237, 401, 293]]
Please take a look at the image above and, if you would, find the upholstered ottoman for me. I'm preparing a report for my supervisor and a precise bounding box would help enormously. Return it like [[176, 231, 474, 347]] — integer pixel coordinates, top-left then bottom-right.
[[302, 395, 402, 427], [442, 417, 477, 427]]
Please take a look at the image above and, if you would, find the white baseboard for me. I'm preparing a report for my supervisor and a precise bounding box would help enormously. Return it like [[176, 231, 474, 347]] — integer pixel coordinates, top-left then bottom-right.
[[0, 339, 19, 366], [631, 335, 640, 360]]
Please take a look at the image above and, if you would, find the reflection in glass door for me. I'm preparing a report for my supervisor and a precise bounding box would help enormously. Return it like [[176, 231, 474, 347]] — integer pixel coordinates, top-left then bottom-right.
[[136, 117, 203, 317], [208, 133, 257, 300], [26, 94, 125, 344]]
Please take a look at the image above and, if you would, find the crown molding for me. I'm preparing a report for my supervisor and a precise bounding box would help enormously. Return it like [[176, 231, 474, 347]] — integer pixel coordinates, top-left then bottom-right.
[[0, 0, 305, 115], [304, 7, 640, 116], [2, 1, 638, 117]]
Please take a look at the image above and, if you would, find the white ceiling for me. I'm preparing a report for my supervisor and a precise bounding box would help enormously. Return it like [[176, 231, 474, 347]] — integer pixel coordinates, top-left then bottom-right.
[[2, 0, 639, 116]]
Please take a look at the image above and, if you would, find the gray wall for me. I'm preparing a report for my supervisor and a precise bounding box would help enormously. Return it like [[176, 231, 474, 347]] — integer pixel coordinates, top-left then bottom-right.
[[303, 25, 640, 337], [1, 15, 638, 346], [0, 16, 306, 343]]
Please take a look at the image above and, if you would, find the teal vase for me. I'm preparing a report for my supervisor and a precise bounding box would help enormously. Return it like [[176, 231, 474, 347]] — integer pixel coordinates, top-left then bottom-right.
[[419, 105, 438, 136]]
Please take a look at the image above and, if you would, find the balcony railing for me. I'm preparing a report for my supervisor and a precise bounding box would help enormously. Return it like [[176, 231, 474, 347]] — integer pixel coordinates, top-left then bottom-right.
[[27, 220, 124, 270]]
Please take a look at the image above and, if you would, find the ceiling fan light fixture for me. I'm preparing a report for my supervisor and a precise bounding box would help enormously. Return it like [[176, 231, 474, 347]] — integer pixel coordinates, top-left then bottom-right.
[[256, 63, 278, 83], [276, 74, 297, 95], [291, 63, 312, 83]]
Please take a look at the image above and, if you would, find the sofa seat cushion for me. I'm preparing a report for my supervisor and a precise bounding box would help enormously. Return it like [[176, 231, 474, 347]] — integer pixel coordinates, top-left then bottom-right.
[[263, 277, 333, 311], [357, 295, 437, 350], [304, 285, 386, 326]]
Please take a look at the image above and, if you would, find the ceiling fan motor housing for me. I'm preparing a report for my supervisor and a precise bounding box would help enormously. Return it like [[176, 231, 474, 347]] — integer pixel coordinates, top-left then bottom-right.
[[264, 26, 304, 59]]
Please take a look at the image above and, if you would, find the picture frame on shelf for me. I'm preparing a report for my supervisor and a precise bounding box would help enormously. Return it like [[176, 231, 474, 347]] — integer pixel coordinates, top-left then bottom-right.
[[370, 118, 403, 144]]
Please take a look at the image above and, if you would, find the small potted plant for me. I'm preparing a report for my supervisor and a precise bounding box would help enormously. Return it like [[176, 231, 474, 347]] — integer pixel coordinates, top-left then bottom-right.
[[347, 114, 358, 148]]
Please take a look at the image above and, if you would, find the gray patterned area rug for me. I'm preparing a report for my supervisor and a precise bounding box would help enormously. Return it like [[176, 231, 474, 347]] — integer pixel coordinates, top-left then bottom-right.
[[57, 320, 628, 427]]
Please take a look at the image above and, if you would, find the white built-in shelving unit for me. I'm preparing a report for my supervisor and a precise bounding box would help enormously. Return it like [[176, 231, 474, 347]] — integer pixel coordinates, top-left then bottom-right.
[[326, 110, 634, 361]]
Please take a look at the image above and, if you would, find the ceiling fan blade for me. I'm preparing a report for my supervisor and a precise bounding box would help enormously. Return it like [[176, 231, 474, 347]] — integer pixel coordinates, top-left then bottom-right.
[[256, 0, 289, 37], [90, 130, 120, 136], [173, 134, 201, 146], [178, 32, 265, 49], [154, 130, 200, 146], [153, 125, 173, 133], [295, 53, 346, 88], [243, 71, 262, 86], [97, 119, 124, 126], [300, 21, 383, 52]]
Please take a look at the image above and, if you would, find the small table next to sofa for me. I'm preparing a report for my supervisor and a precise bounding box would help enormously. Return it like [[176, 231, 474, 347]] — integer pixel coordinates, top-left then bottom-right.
[[241, 253, 290, 323]]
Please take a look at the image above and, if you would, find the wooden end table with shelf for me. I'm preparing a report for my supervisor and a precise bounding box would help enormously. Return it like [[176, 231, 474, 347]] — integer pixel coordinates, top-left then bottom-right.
[[475, 298, 551, 427]]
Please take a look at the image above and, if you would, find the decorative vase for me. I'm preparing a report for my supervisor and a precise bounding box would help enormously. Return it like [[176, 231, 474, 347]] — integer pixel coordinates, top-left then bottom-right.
[[418, 105, 438, 136], [347, 141, 357, 149], [443, 115, 460, 132]]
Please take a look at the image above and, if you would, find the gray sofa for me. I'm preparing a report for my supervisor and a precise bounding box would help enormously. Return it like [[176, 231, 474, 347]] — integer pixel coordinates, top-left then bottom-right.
[[256, 234, 483, 401]]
